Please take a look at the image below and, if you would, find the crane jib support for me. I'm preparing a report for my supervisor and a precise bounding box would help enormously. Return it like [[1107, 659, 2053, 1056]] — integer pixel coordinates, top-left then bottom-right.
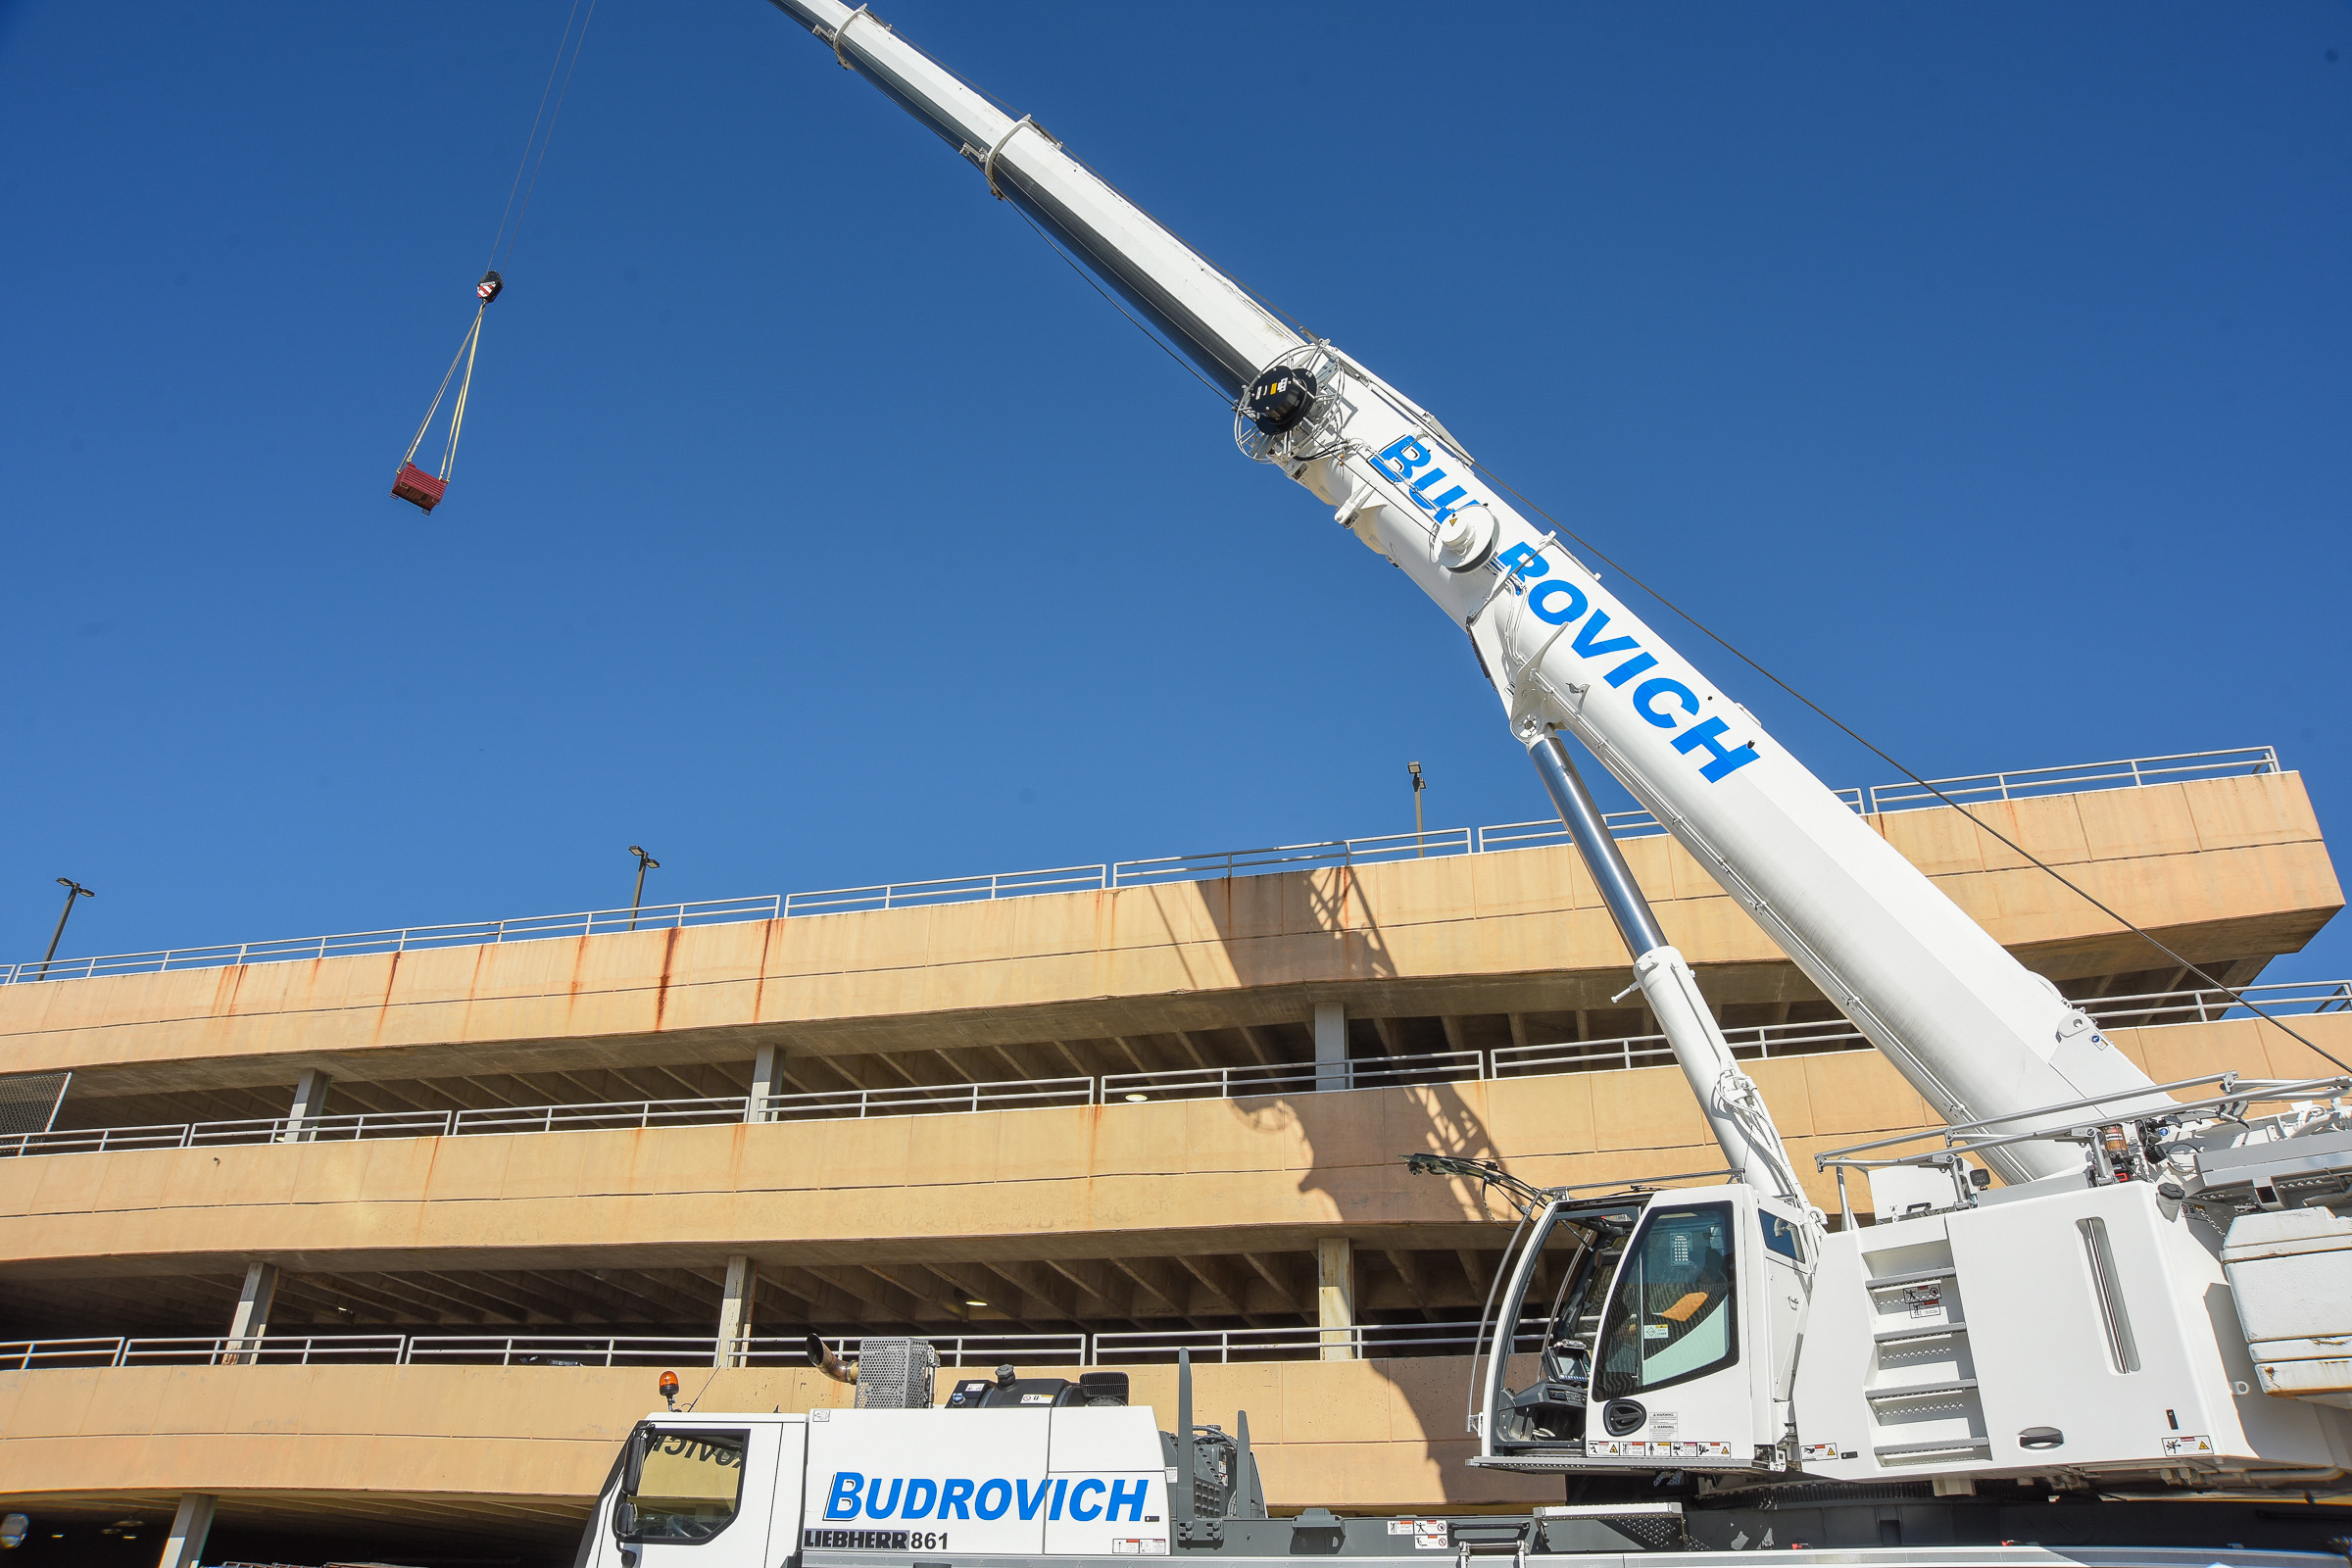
[[1527, 735, 1667, 956]]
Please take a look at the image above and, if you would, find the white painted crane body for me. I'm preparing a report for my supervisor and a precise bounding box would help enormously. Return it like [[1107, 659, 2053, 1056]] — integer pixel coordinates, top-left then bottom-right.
[[578, 7, 2352, 1561]]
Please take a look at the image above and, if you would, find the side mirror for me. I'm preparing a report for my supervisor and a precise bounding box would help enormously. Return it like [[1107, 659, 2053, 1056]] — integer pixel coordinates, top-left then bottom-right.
[[613, 1499, 639, 1537], [621, 1427, 649, 1494]]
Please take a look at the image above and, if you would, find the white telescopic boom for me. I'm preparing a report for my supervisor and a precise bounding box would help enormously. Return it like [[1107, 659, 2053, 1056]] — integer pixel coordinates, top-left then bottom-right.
[[762, 0, 1298, 397], [761, 2, 2172, 1184]]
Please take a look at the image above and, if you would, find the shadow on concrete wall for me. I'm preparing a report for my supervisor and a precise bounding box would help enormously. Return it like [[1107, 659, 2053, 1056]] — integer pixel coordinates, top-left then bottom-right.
[[1100, 860, 1547, 1504], [1183, 861, 1551, 1499]]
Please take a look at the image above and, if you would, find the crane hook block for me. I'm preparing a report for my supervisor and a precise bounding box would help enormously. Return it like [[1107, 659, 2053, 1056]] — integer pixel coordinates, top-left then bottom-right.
[[476, 270, 504, 305]]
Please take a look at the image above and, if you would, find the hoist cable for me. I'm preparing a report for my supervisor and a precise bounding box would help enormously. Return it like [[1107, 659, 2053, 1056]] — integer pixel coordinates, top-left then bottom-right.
[[484, 0, 599, 276], [1468, 462, 2350, 1077]]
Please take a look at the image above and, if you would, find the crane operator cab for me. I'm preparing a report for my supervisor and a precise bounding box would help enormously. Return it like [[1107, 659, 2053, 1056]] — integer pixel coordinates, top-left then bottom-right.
[[1460, 1179, 1814, 1479]]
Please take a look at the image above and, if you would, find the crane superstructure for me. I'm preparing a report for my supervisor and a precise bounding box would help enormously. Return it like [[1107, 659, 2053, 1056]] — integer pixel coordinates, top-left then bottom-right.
[[571, 9, 2352, 1565]]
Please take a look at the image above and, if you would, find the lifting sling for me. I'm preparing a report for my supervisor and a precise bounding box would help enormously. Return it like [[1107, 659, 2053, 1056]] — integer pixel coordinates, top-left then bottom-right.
[[391, 270, 503, 513]]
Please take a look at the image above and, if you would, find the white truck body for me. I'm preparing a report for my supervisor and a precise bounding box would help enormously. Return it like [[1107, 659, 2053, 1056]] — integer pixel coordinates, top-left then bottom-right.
[[573, 1396, 2352, 1567], [580, 1405, 1173, 1568]]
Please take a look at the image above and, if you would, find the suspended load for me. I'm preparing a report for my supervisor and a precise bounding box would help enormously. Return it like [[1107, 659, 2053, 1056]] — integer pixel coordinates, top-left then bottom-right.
[[391, 270, 503, 513]]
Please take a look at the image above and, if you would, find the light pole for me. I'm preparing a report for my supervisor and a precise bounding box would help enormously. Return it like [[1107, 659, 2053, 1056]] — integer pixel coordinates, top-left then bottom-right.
[[38, 879, 94, 979], [626, 846, 661, 931], [1407, 761, 1426, 856]]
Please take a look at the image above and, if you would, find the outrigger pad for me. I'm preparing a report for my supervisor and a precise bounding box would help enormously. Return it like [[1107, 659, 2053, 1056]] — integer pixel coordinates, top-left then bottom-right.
[[391, 462, 448, 513]]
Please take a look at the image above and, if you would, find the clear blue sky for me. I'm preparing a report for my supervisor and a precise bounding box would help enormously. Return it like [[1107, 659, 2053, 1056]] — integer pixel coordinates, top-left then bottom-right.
[[3, 2, 2346, 983]]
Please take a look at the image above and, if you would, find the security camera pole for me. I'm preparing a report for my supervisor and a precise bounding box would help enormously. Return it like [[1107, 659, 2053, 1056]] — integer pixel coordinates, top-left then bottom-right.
[[1407, 761, 1426, 857], [37, 878, 94, 980], [626, 846, 661, 932]]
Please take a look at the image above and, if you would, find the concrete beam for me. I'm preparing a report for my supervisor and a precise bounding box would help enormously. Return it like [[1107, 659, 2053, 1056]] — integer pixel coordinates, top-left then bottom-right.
[[280, 1068, 330, 1144], [223, 1262, 277, 1363], [1318, 1238, 1354, 1362], [1314, 1004, 1347, 1094], [716, 1254, 757, 1368], [748, 1046, 779, 1124], [156, 1493, 215, 1568]]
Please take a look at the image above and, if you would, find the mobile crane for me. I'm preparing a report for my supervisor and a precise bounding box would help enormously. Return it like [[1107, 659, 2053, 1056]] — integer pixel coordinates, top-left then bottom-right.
[[577, 6, 2352, 1563]]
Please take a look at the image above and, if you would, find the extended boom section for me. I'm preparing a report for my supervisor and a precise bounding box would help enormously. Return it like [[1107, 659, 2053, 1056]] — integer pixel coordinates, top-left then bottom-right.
[[761, 0, 1297, 396]]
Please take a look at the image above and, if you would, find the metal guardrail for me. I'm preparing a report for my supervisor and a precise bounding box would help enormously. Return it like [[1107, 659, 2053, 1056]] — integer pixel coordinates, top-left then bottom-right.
[[2, 896, 793, 986], [1090, 1320, 1546, 1363], [0, 1325, 1511, 1372], [2079, 978, 2351, 1026], [119, 1334, 410, 1366], [405, 1335, 732, 1368], [1863, 746, 2277, 814], [0, 747, 2278, 986], [786, 867, 1108, 917], [1491, 1016, 1876, 1077], [3, 978, 2339, 1163], [0, 1336, 127, 1370], [800, 1334, 1090, 1369], [1111, 828, 1474, 886], [1102, 1051, 1485, 1102], [757, 1077, 1097, 1121]]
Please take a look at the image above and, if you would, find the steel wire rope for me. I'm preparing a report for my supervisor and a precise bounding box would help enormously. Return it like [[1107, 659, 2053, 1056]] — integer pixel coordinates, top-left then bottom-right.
[[483, 0, 600, 275], [400, 2, 597, 490], [1465, 463, 2351, 1077]]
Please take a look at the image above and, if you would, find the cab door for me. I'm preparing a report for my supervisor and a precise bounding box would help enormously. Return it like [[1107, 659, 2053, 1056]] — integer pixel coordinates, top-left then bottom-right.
[[1584, 1188, 1776, 1462], [609, 1420, 781, 1568], [1756, 1199, 1812, 1406]]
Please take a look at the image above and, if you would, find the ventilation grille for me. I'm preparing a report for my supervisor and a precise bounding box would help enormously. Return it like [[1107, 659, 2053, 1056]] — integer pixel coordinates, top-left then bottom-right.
[[855, 1338, 940, 1409]]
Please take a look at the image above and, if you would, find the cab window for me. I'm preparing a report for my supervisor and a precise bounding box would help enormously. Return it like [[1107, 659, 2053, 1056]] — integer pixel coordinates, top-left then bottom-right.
[[617, 1427, 748, 1544], [1759, 1209, 1802, 1262], [1594, 1201, 1738, 1397]]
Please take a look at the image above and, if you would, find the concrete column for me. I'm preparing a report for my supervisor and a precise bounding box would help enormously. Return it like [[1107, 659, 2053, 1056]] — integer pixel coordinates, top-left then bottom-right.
[[715, 1253, 757, 1367], [1317, 1237, 1355, 1361], [1313, 1003, 1348, 1094], [280, 1067, 331, 1143], [747, 1046, 778, 1124], [156, 1493, 216, 1568], [223, 1260, 278, 1363]]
